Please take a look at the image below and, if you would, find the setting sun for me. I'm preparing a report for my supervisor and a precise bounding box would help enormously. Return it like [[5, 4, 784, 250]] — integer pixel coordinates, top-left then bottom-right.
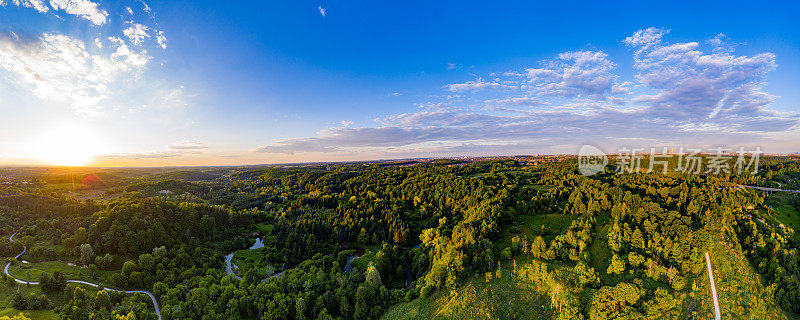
[[31, 125, 104, 166]]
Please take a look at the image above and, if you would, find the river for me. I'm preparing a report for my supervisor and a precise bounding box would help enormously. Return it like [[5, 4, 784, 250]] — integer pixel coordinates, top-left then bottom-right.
[[224, 237, 264, 280]]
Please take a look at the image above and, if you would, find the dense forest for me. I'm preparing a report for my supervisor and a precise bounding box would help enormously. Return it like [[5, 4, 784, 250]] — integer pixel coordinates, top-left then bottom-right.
[[0, 155, 799, 319]]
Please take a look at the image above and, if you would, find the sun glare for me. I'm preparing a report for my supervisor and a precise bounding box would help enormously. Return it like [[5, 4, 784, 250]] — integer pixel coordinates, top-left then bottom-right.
[[32, 125, 104, 166]]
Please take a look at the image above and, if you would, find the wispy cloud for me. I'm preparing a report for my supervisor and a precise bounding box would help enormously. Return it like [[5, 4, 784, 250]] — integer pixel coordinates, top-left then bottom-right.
[[524, 50, 621, 99], [100, 141, 208, 160], [2, 0, 108, 25], [317, 5, 326, 16], [121, 20, 166, 49], [123, 23, 150, 46], [0, 31, 151, 116], [168, 141, 207, 150], [0, 0, 168, 117], [50, 0, 108, 25], [253, 28, 799, 156], [154, 30, 167, 49], [139, 0, 151, 14], [625, 27, 780, 126], [445, 78, 512, 92]]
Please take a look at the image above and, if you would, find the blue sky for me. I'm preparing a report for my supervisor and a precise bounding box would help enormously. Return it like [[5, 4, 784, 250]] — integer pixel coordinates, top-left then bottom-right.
[[1, 0, 799, 166]]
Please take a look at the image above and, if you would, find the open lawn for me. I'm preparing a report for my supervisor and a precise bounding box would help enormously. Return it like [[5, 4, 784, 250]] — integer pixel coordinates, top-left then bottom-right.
[[0, 282, 104, 320], [588, 223, 612, 275], [0, 308, 59, 320], [350, 251, 376, 272], [764, 192, 800, 230], [381, 260, 555, 320], [695, 239, 787, 319], [231, 246, 282, 277], [7, 261, 118, 288], [253, 223, 274, 236], [501, 214, 575, 247]]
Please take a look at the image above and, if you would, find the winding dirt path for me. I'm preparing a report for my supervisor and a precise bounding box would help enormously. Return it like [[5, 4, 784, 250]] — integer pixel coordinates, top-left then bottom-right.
[[4, 232, 162, 319]]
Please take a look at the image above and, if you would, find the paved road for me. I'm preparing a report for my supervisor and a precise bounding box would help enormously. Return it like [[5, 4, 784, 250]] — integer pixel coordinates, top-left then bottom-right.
[[737, 185, 800, 193], [705, 252, 721, 320], [4, 232, 162, 319]]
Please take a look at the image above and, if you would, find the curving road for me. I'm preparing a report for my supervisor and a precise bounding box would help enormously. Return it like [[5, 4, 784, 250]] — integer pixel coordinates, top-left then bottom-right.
[[4, 232, 161, 319]]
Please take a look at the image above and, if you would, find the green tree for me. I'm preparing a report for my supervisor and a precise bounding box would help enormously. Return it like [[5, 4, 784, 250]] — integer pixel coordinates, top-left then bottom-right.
[[365, 264, 382, 286], [607, 254, 626, 275], [80, 243, 94, 265]]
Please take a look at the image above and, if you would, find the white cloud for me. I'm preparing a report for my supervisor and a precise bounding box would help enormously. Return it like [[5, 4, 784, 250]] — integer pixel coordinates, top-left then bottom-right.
[[101, 149, 198, 159], [446, 62, 461, 70], [139, 0, 150, 13], [318, 5, 325, 16], [623, 27, 670, 48], [123, 23, 150, 46], [253, 28, 798, 156], [525, 50, 619, 98], [9, 0, 49, 13], [94, 37, 102, 48], [2, 0, 108, 25], [445, 78, 511, 92], [0, 31, 151, 116], [626, 28, 780, 126], [108, 36, 150, 69], [48, 0, 108, 25], [154, 30, 166, 49], [488, 97, 542, 107], [252, 105, 790, 156], [100, 141, 208, 160], [168, 141, 207, 150], [125, 6, 132, 14]]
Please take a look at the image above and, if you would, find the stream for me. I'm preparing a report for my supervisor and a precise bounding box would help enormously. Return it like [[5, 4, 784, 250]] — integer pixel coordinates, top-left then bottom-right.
[[344, 254, 360, 273], [224, 237, 264, 280]]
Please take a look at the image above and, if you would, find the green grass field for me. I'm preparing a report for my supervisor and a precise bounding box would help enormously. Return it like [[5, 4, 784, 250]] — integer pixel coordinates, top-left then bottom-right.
[[253, 223, 274, 236], [501, 214, 575, 247], [350, 251, 376, 272], [588, 223, 612, 275], [381, 260, 555, 320], [7, 261, 118, 288], [231, 246, 282, 277], [0, 308, 59, 320], [695, 239, 786, 319], [229, 224, 281, 277], [765, 192, 800, 229], [0, 282, 104, 320]]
